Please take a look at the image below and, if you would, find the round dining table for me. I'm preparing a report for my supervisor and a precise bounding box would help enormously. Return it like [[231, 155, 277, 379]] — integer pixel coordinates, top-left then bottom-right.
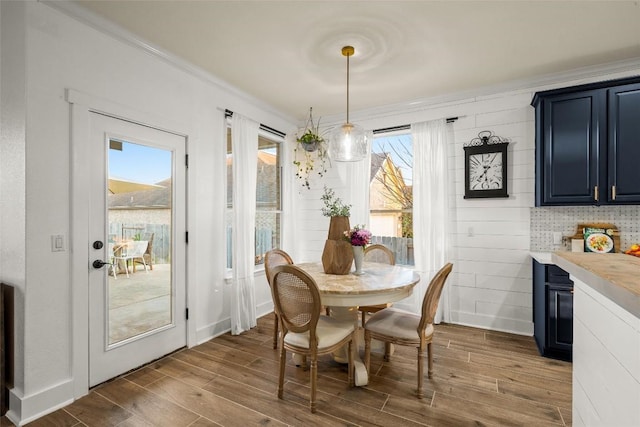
[[296, 261, 421, 386]]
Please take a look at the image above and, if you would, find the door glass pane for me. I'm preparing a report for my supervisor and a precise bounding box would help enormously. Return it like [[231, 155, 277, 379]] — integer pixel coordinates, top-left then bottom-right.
[[107, 139, 173, 346]]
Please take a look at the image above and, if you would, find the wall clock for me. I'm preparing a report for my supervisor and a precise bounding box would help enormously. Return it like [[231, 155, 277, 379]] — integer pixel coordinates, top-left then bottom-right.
[[463, 131, 509, 199]]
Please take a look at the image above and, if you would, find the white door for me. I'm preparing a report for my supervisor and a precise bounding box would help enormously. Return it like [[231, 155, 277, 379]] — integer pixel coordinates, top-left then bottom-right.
[[88, 112, 187, 387]]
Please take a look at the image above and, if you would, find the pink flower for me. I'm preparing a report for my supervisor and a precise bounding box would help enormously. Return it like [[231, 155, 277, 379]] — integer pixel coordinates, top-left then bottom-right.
[[344, 225, 372, 247]]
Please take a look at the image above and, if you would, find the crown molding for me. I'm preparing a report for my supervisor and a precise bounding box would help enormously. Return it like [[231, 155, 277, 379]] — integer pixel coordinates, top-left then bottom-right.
[[41, 0, 297, 126]]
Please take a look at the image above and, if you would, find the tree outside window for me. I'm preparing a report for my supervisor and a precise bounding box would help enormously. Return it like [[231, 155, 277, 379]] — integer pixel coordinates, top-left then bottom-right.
[[369, 133, 414, 265]]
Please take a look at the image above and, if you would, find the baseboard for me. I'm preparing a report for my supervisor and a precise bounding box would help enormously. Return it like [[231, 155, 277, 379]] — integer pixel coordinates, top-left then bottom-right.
[[195, 318, 231, 345], [6, 379, 74, 426], [449, 311, 534, 336]]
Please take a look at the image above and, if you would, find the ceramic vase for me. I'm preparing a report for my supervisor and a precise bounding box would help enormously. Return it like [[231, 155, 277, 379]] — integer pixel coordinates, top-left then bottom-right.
[[352, 245, 364, 275]]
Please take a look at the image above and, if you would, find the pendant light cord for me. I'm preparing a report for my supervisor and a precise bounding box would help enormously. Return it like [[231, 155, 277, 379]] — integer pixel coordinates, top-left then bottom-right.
[[346, 51, 350, 124]]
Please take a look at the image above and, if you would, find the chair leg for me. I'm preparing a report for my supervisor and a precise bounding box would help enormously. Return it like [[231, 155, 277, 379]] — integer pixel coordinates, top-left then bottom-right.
[[278, 346, 286, 399], [427, 341, 433, 379], [361, 311, 366, 328], [272, 314, 279, 349], [364, 330, 371, 376], [310, 356, 318, 413], [417, 343, 425, 399]]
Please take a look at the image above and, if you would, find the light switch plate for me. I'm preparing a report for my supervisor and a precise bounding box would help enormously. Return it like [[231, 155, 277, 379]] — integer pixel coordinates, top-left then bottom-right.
[[51, 234, 65, 252]]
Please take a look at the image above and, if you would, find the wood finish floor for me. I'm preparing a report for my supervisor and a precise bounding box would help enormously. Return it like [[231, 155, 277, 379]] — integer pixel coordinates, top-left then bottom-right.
[[13, 314, 572, 426]]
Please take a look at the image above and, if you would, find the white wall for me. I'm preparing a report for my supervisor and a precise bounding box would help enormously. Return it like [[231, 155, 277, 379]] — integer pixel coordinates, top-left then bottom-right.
[[0, 2, 296, 424]]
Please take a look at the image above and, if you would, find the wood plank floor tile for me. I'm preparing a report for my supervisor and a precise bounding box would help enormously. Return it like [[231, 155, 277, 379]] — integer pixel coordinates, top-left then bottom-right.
[[431, 391, 564, 426], [283, 382, 426, 426], [96, 378, 200, 427], [497, 378, 572, 410], [144, 375, 287, 427], [22, 409, 80, 427], [63, 392, 133, 427], [27, 318, 573, 427], [201, 371, 349, 426]]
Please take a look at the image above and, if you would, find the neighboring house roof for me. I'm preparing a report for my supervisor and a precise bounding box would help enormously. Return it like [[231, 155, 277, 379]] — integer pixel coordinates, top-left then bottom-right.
[[370, 152, 387, 183], [109, 178, 171, 209], [109, 177, 164, 194]]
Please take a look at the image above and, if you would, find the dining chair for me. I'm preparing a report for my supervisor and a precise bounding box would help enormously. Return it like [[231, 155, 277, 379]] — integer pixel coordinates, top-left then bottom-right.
[[271, 264, 355, 413], [264, 249, 294, 349], [359, 244, 395, 327], [364, 262, 453, 399]]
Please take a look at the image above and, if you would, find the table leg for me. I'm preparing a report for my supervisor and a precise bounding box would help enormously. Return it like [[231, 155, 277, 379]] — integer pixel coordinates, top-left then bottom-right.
[[328, 306, 368, 386]]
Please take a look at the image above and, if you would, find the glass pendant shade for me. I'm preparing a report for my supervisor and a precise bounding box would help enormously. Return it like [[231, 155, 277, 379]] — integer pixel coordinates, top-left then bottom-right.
[[329, 122, 367, 162]]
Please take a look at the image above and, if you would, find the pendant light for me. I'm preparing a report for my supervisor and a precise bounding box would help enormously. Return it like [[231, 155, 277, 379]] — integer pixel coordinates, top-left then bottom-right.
[[329, 46, 367, 162]]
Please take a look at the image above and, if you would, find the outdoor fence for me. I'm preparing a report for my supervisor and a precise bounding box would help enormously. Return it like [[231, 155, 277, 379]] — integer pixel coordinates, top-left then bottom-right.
[[371, 235, 414, 266], [109, 223, 171, 265]]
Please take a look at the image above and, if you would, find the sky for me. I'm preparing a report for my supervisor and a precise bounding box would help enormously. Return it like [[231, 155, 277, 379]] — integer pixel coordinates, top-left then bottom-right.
[[109, 141, 172, 184], [372, 133, 413, 184]]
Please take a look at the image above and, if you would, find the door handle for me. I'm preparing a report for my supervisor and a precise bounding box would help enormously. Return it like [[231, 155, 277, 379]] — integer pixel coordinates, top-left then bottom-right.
[[93, 259, 112, 269]]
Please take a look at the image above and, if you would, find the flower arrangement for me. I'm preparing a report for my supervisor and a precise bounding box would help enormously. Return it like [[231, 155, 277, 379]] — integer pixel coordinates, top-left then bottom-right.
[[344, 225, 372, 247], [321, 186, 351, 217]]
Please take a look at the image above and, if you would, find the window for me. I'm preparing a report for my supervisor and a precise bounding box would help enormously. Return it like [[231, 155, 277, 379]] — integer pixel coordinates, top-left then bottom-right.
[[226, 128, 282, 268], [369, 133, 414, 265]]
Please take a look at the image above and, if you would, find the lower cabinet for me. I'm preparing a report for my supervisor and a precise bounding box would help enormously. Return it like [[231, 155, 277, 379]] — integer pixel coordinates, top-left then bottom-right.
[[533, 260, 573, 361]]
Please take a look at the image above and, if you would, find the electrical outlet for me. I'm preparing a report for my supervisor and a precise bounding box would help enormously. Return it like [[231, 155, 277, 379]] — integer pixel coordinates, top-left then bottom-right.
[[553, 232, 562, 245]]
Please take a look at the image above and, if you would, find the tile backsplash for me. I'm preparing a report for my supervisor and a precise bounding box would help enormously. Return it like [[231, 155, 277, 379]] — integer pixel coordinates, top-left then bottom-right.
[[530, 206, 640, 252]]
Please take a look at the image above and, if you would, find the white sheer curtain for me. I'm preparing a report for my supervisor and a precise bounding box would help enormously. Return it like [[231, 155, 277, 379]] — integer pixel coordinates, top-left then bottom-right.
[[348, 130, 372, 226], [412, 119, 451, 323], [281, 132, 297, 258], [230, 113, 259, 334]]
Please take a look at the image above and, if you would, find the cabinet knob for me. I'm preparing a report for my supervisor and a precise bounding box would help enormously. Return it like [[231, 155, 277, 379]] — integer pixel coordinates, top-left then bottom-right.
[[594, 186, 599, 202], [612, 185, 616, 201]]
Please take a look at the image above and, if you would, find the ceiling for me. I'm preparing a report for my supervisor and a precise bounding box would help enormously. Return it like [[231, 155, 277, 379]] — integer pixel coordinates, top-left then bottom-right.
[[71, 1, 640, 122]]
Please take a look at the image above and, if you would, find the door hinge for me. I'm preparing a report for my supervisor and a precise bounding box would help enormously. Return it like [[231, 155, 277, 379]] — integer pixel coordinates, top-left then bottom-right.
[[185, 231, 188, 243], [185, 308, 189, 320], [185, 154, 189, 168]]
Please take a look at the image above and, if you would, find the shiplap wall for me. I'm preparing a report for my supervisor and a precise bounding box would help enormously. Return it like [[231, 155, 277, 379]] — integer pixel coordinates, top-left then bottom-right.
[[293, 89, 536, 335]]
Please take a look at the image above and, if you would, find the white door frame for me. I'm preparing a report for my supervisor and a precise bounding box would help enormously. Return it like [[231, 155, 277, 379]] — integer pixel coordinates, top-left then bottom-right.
[[67, 89, 196, 398]]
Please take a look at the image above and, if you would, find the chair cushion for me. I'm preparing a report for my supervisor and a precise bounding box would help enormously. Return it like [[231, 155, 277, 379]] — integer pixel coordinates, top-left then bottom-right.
[[365, 307, 434, 341], [284, 316, 355, 350]]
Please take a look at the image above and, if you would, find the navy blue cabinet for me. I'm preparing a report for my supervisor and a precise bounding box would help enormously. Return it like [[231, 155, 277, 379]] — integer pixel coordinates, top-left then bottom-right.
[[533, 260, 573, 362], [608, 83, 640, 203], [533, 76, 640, 206]]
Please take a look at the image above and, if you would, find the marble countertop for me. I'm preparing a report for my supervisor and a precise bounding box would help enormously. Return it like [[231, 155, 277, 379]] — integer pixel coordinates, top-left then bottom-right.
[[552, 252, 640, 316]]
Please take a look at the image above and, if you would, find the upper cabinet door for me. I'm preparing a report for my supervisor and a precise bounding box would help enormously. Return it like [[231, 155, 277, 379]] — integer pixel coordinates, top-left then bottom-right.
[[539, 90, 604, 205], [608, 83, 640, 204]]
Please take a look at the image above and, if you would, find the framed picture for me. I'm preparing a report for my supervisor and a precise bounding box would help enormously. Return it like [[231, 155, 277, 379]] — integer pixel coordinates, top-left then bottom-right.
[[463, 131, 509, 199]]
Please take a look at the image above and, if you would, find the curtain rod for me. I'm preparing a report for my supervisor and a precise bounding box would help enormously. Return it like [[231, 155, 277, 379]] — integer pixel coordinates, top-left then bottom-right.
[[225, 109, 286, 139], [372, 116, 459, 135]]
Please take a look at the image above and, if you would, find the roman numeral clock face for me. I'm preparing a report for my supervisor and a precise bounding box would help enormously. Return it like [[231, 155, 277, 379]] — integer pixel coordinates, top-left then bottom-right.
[[463, 134, 508, 199], [469, 153, 503, 190]]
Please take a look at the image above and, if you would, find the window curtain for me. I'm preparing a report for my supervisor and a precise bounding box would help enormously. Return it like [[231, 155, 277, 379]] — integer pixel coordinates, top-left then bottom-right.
[[412, 119, 451, 323], [231, 113, 259, 334], [281, 132, 297, 257], [348, 130, 372, 226]]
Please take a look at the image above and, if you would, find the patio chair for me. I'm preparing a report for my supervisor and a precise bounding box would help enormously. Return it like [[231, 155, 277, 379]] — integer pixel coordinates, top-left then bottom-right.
[[134, 233, 154, 271], [113, 240, 149, 278]]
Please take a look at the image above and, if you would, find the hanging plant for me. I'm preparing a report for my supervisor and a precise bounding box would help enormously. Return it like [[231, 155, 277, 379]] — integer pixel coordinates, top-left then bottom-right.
[[293, 107, 330, 189]]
